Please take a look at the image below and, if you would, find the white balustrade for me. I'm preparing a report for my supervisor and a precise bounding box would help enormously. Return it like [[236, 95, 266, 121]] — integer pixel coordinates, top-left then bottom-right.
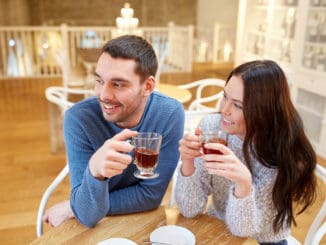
[[0, 23, 194, 79]]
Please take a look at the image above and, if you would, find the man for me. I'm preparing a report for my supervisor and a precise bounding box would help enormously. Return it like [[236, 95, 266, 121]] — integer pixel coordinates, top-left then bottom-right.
[[43, 35, 184, 227]]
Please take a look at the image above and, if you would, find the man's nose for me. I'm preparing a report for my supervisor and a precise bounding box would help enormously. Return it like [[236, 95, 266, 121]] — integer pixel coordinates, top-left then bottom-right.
[[99, 82, 114, 101]]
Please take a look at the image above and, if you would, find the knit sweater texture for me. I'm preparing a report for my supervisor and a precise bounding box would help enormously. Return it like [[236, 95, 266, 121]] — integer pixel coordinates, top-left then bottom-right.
[[64, 91, 184, 227], [175, 113, 290, 243]]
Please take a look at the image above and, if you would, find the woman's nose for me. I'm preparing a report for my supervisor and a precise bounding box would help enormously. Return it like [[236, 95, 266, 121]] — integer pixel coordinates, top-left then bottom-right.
[[221, 101, 231, 115]]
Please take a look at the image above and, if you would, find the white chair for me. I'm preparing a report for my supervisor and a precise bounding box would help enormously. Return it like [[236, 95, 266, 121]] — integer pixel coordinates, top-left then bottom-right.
[[287, 164, 326, 245], [178, 78, 225, 110], [155, 45, 169, 83], [169, 79, 225, 206], [54, 50, 86, 88], [36, 86, 94, 237]]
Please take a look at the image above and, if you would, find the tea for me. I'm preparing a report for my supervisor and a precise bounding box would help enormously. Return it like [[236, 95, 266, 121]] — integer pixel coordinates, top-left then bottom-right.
[[134, 147, 159, 168], [202, 138, 227, 155]]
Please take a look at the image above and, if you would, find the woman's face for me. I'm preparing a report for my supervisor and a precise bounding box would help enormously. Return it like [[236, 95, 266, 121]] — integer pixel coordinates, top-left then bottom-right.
[[220, 75, 246, 140]]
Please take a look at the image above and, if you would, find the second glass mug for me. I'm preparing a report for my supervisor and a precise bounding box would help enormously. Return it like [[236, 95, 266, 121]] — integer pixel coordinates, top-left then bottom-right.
[[200, 117, 229, 155], [131, 132, 162, 179], [201, 129, 228, 154]]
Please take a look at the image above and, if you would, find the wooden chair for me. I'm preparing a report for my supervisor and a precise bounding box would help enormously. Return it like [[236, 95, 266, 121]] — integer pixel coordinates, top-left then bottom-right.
[[36, 86, 93, 237]]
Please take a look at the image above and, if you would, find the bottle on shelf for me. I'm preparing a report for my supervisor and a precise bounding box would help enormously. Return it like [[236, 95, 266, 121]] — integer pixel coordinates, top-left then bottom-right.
[[311, 0, 320, 6], [319, 13, 326, 42], [281, 13, 287, 37], [303, 46, 315, 69], [281, 39, 291, 63], [316, 48, 326, 72], [285, 8, 296, 38], [257, 36, 265, 56], [307, 13, 319, 42], [284, 0, 297, 6], [253, 36, 260, 55]]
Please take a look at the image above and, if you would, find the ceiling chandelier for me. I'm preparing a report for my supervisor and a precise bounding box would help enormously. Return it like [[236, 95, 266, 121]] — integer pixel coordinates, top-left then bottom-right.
[[116, 3, 140, 35]]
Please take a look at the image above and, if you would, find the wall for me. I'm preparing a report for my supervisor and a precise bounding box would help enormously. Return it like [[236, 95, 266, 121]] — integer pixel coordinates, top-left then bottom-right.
[[0, 0, 30, 25], [196, 0, 239, 61], [0, 0, 196, 26], [197, 0, 238, 32], [141, 0, 196, 26]]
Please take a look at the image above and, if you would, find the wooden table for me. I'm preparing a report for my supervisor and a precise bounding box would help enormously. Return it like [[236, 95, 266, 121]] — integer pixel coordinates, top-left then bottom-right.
[[156, 83, 191, 103], [31, 206, 248, 245]]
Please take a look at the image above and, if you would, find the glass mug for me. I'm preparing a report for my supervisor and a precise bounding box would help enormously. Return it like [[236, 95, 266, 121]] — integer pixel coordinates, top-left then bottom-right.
[[201, 128, 228, 155], [131, 132, 162, 179]]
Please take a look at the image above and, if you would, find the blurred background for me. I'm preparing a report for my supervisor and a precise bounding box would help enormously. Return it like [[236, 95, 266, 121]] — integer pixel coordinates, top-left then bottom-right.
[[0, 0, 325, 244]]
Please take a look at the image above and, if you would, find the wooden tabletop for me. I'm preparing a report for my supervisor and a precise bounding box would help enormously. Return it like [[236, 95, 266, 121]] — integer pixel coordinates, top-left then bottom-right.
[[31, 206, 248, 245], [156, 83, 192, 104]]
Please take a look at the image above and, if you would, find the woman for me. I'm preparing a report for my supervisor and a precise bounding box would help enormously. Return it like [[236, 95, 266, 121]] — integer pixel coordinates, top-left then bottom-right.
[[175, 60, 317, 244]]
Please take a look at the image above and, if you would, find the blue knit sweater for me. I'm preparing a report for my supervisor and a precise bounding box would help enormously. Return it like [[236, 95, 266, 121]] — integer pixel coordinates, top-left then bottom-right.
[[63, 91, 184, 227]]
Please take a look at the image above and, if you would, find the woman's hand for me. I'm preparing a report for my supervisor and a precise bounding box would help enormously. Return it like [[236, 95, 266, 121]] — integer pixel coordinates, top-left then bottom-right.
[[179, 128, 202, 176], [202, 142, 252, 198]]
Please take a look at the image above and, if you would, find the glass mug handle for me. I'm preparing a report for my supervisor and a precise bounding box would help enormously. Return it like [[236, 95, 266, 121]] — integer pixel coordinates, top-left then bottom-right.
[[126, 138, 135, 147]]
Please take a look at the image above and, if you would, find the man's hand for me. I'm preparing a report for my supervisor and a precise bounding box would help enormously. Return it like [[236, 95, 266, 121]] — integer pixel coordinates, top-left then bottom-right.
[[42, 200, 74, 227], [89, 129, 138, 179]]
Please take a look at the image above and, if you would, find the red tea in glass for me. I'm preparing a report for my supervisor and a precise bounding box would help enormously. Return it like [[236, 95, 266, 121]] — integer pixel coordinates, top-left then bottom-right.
[[132, 132, 162, 179], [134, 147, 159, 168], [202, 138, 227, 154], [201, 128, 228, 155]]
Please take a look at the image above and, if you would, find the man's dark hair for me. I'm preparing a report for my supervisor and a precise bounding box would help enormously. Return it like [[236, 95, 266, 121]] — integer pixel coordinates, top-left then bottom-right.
[[101, 35, 158, 82]]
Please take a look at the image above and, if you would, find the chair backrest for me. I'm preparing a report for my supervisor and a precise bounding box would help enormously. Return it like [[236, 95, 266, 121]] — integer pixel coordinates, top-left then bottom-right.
[[169, 109, 214, 207], [303, 164, 326, 245], [178, 78, 225, 111], [45, 86, 94, 112], [37, 86, 94, 237], [54, 50, 86, 88], [287, 163, 326, 245]]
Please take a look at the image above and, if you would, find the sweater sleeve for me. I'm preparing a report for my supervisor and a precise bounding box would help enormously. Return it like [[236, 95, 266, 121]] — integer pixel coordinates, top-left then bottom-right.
[[175, 157, 212, 218], [224, 166, 289, 241], [64, 107, 110, 227]]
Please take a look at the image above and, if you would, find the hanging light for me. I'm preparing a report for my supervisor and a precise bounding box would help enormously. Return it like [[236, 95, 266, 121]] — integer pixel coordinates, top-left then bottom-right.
[[116, 3, 140, 34]]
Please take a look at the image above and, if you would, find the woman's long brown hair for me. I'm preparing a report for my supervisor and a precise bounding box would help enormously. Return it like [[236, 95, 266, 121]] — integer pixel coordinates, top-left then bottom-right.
[[226, 60, 317, 232]]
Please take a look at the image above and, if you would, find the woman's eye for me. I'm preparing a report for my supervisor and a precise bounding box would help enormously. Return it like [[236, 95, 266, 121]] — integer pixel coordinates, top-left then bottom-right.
[[234, 103, 243, 109]]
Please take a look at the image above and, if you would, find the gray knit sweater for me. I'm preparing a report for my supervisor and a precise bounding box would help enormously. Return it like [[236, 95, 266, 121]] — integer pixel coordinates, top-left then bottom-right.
[[175, 113, 290, 243]]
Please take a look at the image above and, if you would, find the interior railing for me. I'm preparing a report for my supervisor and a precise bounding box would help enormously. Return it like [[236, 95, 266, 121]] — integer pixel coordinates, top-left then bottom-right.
[[0, 23, 194, 78]]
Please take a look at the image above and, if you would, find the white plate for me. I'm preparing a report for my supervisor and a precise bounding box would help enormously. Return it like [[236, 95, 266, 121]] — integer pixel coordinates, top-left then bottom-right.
[[97, 238, 137, 245], [150, 225, 196, 245]]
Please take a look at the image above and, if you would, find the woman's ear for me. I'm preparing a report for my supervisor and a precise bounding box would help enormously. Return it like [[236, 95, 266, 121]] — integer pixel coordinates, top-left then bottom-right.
[[143, 76, 155, 96]]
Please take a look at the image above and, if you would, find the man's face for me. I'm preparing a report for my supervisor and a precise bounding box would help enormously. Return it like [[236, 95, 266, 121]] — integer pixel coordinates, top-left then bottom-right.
[[94, 53, 152, 128]]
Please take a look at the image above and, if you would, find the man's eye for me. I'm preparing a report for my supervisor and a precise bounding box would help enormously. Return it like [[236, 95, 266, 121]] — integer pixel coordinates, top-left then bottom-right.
[[96, 79, 104, 85], [114, 82, 122, 88]]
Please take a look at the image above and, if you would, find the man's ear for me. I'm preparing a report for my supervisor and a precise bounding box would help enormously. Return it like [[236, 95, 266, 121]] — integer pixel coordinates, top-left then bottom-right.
[[143, 76, 155, 96]]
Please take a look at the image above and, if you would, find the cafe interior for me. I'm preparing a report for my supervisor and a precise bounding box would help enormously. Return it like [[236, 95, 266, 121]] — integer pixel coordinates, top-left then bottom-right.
[[0, 0, 325, 244]]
